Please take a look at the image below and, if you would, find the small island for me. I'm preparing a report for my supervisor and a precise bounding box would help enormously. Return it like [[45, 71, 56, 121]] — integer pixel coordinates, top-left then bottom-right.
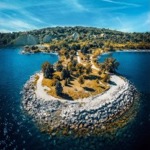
[[21, 33, 138, 136]]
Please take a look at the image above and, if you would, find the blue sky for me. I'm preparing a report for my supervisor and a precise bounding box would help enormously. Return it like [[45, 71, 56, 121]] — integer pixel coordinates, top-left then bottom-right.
[[0, 0, 149, 32]]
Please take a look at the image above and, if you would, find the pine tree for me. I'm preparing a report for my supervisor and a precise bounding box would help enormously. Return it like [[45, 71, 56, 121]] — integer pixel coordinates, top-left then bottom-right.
[[55, 81, 63, 95], [61, 69, 70, 80], [42, 62, 54, 79], [56, 63, 63, 71]]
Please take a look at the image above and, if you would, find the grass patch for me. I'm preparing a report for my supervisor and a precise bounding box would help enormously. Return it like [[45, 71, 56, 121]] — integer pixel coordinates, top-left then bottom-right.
[[42, 75, 108, 100]]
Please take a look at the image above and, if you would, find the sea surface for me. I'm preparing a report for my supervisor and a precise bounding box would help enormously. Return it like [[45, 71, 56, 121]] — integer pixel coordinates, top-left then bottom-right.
[[0, 48, 150, 150]]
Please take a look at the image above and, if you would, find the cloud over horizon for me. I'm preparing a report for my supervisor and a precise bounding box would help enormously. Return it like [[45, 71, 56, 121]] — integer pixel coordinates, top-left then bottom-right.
[[0, 0, 149, 32]]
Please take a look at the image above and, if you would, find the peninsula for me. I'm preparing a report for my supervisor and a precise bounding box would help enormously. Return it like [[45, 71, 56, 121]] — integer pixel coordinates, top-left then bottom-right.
[[20, 27, 139, 136], [23, 46, 137, 135]]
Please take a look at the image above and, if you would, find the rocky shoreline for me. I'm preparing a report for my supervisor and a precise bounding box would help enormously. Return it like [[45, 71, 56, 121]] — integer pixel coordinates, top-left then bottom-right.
[[22, 73, 137, 136]]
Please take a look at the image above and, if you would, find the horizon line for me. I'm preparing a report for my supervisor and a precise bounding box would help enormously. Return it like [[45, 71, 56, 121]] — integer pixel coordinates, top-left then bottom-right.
[[0, 25, 149, 34]]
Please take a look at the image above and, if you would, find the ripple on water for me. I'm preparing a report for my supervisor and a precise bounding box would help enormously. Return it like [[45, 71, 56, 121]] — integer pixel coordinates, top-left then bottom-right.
[[0, 49, 150, 150]]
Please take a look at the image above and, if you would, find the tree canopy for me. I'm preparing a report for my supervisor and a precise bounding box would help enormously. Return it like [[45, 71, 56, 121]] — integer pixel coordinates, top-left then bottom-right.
[[55, 81, 63, 95], [42, 62, 54, 79]]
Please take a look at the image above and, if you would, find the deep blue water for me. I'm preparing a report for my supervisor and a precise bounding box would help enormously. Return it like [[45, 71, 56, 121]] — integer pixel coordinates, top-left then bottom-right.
[[98, 51, 150, 149], [0, 48, 150, 150], [0, 47, 58, 150], [99, 51, 150, 93]]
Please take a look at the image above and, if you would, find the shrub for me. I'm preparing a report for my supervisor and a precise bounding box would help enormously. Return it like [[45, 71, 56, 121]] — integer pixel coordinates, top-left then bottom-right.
[[78, 75, 85, 85]]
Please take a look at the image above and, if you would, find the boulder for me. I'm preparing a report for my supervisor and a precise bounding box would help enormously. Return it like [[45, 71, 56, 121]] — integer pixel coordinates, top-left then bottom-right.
[[43, 35, 52, 43]]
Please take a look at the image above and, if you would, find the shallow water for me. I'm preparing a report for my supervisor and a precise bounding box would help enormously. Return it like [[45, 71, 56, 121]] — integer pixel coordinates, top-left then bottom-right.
[[0, 48, 150, 150]]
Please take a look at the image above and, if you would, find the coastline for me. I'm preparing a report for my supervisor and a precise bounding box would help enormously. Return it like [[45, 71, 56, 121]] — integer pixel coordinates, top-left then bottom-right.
[[97, 49, 150, 64], [21, 46, 150, 55], [22, 72, 137, 136]]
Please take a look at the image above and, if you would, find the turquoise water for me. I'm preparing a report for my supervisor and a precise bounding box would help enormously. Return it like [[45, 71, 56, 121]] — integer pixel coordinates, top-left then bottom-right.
[[0, 48, 150, 150]]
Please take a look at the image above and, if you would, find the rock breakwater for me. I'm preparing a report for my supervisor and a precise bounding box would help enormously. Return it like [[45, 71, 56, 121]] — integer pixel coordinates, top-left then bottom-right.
[[22, 74, 137, 136]]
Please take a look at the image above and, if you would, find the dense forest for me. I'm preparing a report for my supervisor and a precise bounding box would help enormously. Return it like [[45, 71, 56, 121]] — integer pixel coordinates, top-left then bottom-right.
[[0, 26, 150, 50]]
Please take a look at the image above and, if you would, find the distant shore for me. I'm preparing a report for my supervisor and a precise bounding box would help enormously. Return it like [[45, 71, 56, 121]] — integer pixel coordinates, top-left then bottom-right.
[[21, 45, 150, 55]]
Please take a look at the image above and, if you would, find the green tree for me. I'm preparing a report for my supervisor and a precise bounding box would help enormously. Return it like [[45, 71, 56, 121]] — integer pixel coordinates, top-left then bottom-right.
[[104, 57, 119, 73], [42, 62, 54, 79], [81, 45, 88, 54], [61, 69, 70, 80], [56, 63, 63, 71], [55, 81, 63, 95]]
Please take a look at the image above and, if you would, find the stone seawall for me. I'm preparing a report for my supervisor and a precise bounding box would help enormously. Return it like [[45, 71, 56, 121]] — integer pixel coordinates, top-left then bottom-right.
[[22, 74, 137, 134]]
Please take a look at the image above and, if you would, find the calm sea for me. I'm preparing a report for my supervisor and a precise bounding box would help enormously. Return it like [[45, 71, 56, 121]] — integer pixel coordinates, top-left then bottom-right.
[[0, 48, 150, 150]]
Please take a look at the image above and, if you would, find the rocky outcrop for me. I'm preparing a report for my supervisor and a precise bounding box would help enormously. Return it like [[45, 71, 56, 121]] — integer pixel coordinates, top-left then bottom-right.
[[43, 35, 52, 43], [22, 74, 137, 135], [72, 32, 79, 40], [13, 34, 39, 46]]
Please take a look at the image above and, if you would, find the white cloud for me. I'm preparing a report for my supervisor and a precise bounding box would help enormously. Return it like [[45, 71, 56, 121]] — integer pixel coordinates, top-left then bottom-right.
[[102, 0, 141, 7], [0, 2, 17, 9], [145, 12, 150, 25], [118, 27, 134, 32], [0, 18, 37, 31], [20, 10, 43, 23], [63, 0, 88, 12], [98, 6, 128, 12], [114, 17, 134, 32], [0, 1, 45, 32], [0, 1, 43, 23], [10, 20, 36, 29], [0, 29, 12, 33]]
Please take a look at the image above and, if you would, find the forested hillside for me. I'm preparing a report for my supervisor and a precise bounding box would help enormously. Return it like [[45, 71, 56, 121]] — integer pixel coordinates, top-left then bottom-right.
[[0, 26, 150, 49]]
